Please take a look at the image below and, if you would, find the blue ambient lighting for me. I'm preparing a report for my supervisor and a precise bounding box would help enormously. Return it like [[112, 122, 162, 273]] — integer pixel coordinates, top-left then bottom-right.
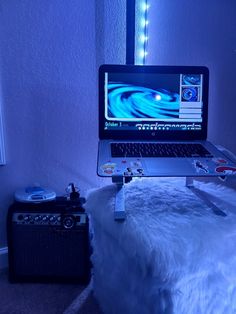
[[136, 1, 150, 65]]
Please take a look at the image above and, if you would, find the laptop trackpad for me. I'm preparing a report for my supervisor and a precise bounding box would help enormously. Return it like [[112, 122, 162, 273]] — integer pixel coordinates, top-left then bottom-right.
[[146, 159, 194, 176]]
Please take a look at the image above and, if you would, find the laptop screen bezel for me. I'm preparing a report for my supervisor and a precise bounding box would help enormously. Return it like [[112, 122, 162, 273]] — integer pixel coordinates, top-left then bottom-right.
[[99, 64, 209, 141]]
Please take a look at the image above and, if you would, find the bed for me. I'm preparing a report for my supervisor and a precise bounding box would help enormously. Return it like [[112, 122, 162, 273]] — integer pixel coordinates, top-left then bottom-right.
[[85, 177, 236, 314]]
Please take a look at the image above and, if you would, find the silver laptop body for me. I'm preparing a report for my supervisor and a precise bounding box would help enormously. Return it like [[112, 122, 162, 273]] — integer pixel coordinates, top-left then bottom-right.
[[97, 64, 236, 178]]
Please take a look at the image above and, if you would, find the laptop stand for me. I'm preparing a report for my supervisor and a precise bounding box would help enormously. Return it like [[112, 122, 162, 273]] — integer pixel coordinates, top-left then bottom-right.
[[112, 175, 233, 221], [112, 176, 132, 220], [185, 177, 227, 217]]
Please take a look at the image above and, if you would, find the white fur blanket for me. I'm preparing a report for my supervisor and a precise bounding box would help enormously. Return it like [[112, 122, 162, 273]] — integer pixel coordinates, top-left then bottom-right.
[[85, 177, 236, 314]]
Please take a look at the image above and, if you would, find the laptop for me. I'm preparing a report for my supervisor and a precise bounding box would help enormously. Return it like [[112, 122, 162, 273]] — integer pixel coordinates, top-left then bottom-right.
[[97, 64, 236, 178]]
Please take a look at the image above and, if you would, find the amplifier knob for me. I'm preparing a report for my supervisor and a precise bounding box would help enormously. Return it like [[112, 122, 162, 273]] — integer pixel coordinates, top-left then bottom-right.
[[62, 216, 75, 229], [24, 215, 31, 223], [42, 215, 49, 222], [49, 215, 56, 224], [34, 215, 42, 222]]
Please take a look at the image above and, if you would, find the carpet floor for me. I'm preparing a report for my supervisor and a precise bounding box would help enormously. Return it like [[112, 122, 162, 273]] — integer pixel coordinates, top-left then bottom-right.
[[0, 269, 103, 314]]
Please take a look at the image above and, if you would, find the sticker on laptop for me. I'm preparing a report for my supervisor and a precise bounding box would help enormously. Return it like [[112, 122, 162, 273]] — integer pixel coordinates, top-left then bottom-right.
[[101, 163, 116, 175], [193, 160, 209, 173], [123, 160, 145, 176], [215, 166, 236, 175], [212, 157, 228, 164], [130, 160, 142, 168]]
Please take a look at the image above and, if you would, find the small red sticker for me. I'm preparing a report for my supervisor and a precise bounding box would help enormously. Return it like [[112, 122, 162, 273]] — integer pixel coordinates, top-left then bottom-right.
[[215, 166, 236, 174], [212, 157, 228, 164]]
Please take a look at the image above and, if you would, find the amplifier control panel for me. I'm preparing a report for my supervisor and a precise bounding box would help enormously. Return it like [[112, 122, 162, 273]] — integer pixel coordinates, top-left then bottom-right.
[[12, 212, 87, 229]]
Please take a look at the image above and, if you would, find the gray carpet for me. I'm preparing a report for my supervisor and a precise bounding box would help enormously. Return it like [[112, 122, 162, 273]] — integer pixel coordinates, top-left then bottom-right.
[[0, 269, 103, 314]]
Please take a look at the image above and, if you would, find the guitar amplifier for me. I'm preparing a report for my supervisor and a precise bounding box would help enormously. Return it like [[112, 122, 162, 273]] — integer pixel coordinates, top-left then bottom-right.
[[7, 198, 91, 283]]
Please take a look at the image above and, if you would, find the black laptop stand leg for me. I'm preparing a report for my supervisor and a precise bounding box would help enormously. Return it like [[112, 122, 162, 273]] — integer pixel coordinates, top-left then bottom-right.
[[112, 176, 127, 221], [185, 177, 227, 217]]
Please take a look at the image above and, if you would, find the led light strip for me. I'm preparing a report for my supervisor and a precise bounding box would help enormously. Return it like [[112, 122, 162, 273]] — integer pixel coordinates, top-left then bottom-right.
[[135, 1, 150, 65]]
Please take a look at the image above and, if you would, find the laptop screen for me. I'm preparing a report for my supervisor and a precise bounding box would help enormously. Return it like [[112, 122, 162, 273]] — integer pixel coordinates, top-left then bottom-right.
[[99, 65, 209, 141]]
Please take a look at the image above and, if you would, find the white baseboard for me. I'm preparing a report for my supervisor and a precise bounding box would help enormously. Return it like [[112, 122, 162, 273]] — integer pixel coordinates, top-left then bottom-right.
[[0, 247, 8, 270]]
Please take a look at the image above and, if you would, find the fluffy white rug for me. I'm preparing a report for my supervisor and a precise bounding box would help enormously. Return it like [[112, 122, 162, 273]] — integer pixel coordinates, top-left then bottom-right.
[[85, 177, 236, 314]]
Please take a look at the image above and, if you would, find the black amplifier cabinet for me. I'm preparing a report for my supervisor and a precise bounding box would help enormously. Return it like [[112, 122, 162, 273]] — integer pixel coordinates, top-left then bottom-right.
[[7, 198, 91, 283]]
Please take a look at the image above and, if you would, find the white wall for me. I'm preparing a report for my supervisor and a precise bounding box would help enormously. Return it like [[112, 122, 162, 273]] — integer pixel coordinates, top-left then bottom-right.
[[147, 0, 236, 154], [0, 0, 126, 249]]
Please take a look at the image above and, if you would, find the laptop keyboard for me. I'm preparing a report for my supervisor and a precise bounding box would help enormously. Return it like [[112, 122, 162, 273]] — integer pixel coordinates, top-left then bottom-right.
[[111, 143, 213, 158]]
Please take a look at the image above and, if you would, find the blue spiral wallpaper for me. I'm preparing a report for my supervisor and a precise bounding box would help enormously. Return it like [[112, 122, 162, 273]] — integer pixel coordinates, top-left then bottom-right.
[[108, 83, 180, 120]]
